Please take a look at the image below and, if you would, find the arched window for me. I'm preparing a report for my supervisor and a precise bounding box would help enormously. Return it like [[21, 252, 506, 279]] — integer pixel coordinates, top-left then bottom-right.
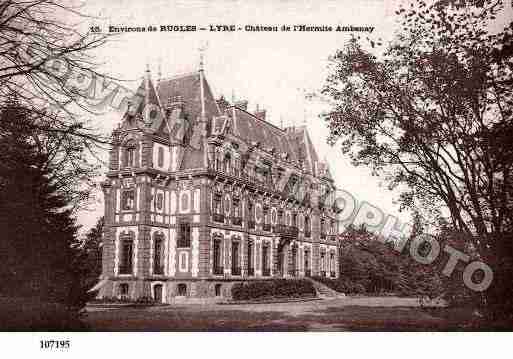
[[157, 147, 164, 167]]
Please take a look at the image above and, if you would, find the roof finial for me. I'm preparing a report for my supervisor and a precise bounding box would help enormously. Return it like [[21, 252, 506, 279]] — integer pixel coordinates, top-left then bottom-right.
[[280, 115, 283, 130], [198, 41, 208, 72], [157, 58, 162, 82], [231, 89, 235, 104]]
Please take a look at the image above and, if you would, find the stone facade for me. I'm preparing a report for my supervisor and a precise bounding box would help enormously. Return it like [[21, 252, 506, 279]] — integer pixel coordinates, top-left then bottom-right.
[[98, 69, 339, 302]]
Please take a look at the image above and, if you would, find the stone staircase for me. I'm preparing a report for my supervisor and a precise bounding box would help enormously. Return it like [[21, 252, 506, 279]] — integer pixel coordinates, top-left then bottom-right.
[[306, 277, 345, 299]]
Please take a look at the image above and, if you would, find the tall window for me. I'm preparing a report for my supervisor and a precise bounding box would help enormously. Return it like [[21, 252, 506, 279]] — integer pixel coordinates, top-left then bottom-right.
[[277, 209, 283, 225], [262, 244, 270, 275], [124, 140, 136, 168], [157, 147, 164, 167], [119, 239, 133, 274], [304, 249, 310, 272], [292, 212, 297, 227], [247, 201, 253, 221], [122, 190, 135, 211], [305, 216, 311, 236], [213, 193, 221, 214], [156, 193, 163, 211], [247, 241, 254, 275], [177, 222, 191, 248], [231, 241, 240, 275], [213, 238, 222, 274], [119, 283, 129, 299], [154, 235, 164, 274], [223, 154, 231, 174], [329, 252, 335, 273]]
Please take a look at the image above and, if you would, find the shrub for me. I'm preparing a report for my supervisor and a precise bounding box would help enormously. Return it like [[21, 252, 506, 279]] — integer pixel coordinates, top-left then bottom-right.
[[231, 279, 316, 301]]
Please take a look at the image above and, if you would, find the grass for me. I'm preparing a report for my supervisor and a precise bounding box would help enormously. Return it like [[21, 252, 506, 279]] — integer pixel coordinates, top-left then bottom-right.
[[82, 299, 512, 331]]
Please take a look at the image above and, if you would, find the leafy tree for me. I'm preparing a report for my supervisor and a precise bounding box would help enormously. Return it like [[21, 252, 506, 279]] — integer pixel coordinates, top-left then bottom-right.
[[321, 0, 512, 317]]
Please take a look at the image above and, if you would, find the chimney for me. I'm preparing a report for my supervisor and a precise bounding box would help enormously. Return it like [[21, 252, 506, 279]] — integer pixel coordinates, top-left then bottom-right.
[[216, 95, 230, 113], [234, 99, 248, 111], [255, 109, 266, 120]]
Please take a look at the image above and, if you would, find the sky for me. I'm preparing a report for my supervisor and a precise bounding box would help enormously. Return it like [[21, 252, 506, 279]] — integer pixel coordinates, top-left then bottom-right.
[[73, 0, 513, 234]]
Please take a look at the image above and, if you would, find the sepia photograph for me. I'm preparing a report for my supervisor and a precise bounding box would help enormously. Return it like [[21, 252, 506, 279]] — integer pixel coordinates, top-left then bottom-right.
[[0, 0, 513, 355]]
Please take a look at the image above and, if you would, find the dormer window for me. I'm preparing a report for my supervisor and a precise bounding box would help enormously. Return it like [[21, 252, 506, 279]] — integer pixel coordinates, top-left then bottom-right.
[[223, 154, 231, 174]]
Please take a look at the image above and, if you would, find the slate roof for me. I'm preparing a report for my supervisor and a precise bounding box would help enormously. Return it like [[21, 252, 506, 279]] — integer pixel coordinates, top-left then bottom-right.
[[125, 70, 322, 174]]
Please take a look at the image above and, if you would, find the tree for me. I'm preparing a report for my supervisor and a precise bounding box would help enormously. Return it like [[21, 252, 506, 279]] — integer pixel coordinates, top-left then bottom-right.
[[321, 0, 512, 317], [71, 216, 104, 306], [0, 0, 112, 209], [0, 100, 87, 328]]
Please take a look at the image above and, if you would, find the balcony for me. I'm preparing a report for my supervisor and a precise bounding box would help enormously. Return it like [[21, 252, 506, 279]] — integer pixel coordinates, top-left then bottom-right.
[[273, 224, 299, 238], [213, 213, 225, 223], [305, 269, 311, 277], [231, 267, 241, 276], [288, 269, 298, 277], [262, 268, 271, 277], [328, 234, 337, 241], [232, 217, 242, 226], [330, 271, 336, 278], [247, 220, 255, 230], [247, 268, 255, 276], [262, 223, 271, 232], [213, 266, 224, 275], [304, 230, 311, 238], [118, 265, 132, 275]]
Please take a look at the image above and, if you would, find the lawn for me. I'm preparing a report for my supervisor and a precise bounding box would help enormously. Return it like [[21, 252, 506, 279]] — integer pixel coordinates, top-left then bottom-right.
[[81, 298, 510, 331]]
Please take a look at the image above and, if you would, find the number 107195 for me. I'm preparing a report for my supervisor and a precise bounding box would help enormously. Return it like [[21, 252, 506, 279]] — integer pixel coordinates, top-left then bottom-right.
[[40, 340, 70, 349]]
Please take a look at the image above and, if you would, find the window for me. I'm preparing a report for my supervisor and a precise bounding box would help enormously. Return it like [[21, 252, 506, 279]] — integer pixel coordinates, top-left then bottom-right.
[[247, 201, 253, 220], [305, 216, 311, 236], [304, 250, 310, 271], [119, 240, 133, 274], [122, 190, 135, 211], [177, 283, 187, 296], [213, 193, 222, 214], [213, 238, 223, 274], [247, 241, 254, 275], [262, 244, 270, 276], [177, 222, 191, 248], [156, 193, 163, 211], [223, 154, 231, 174], [330, 252, 335, 272], [124, 141, 137, 168], [215, 284, 222, 296], [277, 210, 283, 225], [119, 283, 129, 299], [292, 212, 297, 227], [157, 147, 164, 167], [154, 236, 164, 274], [231, 241, 240, 275]]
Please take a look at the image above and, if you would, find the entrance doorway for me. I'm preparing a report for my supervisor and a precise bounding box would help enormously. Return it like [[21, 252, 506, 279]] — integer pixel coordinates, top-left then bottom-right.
[[153, 284, 163, 303]]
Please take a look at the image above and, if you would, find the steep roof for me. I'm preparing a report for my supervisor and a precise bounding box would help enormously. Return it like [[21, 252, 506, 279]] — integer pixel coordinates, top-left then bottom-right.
[[122, 70, 323, 174]]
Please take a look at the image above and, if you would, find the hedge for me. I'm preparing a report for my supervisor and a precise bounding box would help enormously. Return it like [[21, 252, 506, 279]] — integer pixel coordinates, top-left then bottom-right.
[[231, 279, 316, 301]]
